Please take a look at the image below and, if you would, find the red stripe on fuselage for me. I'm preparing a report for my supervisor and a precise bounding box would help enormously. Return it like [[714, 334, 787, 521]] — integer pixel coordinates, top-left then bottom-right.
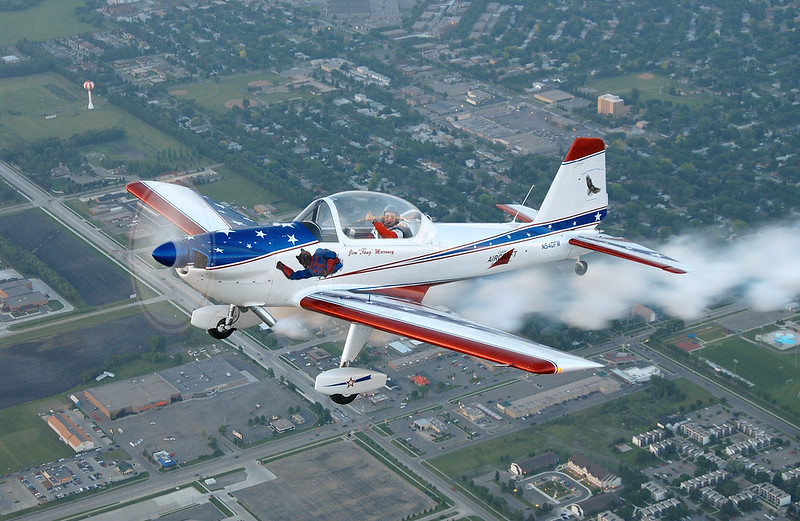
[[300, 296, 558, 374]]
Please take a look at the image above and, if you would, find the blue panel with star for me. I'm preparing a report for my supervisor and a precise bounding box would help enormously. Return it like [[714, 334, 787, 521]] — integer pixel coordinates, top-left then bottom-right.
[[187, 222, 318, 268]]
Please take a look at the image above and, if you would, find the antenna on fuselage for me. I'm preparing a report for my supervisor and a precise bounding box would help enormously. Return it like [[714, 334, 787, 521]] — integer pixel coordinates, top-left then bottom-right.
[[512, 184, 535, 223]]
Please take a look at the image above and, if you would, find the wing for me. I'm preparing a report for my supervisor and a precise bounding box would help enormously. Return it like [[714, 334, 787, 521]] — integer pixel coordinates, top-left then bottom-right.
[[126, 180, 258, 235], [300, 290, 601, 374], [569, 233, 692, 274]]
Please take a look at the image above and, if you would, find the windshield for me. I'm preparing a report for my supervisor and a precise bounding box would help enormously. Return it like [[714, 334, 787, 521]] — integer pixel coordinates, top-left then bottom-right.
[[329, 191, 423, 239], [294, 191, 426, 241]]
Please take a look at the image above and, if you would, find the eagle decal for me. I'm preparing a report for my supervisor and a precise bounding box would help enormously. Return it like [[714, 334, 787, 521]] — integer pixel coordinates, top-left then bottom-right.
[[586, 175, 600, 195]]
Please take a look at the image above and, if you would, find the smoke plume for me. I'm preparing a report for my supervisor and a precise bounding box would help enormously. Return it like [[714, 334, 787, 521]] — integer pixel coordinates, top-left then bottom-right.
[[427, 221, 800, 331]]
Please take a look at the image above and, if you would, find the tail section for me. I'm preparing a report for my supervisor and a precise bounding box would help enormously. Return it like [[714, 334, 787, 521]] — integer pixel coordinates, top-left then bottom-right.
[[532, 138, 607, 226]]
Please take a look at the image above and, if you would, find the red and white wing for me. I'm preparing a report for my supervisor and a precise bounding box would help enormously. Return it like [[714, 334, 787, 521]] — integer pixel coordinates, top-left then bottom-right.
[[127, 180, 257, 235], [569, 233, 692, 274], [301, 290, 601, 374]]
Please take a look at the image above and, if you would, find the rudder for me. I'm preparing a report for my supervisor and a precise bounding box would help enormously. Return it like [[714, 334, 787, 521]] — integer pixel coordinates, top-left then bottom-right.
[[532, 137, 607, 226]]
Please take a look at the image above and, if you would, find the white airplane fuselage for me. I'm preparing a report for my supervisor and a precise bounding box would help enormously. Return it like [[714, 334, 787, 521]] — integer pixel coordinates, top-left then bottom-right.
[[174, 219, 598, 308]]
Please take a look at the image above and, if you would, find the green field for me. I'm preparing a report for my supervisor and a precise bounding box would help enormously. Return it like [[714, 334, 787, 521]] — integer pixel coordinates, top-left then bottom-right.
[[0, 0, 99, 48], [700, 336, 800, 414], [196, 166, 298, 214], [0, 73, 198, 164], [589, 71, 718, 108], [0, 397, 74, 473], [170, 72, 308, 113], [429, 378, 713, 477]]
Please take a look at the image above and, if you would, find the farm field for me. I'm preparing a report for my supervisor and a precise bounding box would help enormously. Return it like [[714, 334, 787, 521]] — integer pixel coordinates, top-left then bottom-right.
[[169, 72, 308, 113], [0, 73, 196, 163], [0, 0, 98, 48], [589, 72, 717, 108], [0, 305, 189, 472], [0, 209, 132, 306]]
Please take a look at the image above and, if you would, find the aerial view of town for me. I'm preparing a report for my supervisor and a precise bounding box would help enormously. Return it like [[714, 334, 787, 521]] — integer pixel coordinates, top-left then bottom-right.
[[0, 0, 799, 520]]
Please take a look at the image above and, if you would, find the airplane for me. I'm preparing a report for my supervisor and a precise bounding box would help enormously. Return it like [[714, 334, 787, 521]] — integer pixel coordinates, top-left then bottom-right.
[[126, 137, 690, 404]]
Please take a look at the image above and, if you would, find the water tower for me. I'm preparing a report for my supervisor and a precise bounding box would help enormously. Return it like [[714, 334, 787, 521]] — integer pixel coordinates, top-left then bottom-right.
[[83, 81, 95, 110]]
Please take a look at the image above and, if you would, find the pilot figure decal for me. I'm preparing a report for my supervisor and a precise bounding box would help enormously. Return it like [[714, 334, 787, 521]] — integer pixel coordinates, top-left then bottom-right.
[[277, 248, 342, 280]]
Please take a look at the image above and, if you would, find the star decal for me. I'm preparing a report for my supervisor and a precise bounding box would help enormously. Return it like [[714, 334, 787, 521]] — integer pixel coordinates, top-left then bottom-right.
[[595, 212, 602, 221], [255, 230, 266, 238], [246, 243, 252, 249], [286, 234, 299, 245], [215, 247, 223, 253], [346, 377, 355, 388]]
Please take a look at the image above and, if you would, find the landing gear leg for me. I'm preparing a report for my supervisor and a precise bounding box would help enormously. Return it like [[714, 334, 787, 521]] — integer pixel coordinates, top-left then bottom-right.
[[327, 323, 373, 404], [575, 260, 588, 276], [207, 304, 239, 339]]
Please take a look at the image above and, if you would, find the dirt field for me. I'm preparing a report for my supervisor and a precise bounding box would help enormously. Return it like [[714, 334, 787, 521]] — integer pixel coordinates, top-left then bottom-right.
[[0, 210, 132, 306], [235, 441, 436, 521], [0, 312, 186, 410]]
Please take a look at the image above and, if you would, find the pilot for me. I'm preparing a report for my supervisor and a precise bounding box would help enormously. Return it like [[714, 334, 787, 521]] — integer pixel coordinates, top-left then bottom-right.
[[371, 204, 412, 239]]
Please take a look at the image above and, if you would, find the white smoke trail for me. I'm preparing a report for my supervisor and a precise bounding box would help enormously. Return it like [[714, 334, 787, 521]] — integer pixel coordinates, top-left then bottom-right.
[[427, 221, 800, 331]]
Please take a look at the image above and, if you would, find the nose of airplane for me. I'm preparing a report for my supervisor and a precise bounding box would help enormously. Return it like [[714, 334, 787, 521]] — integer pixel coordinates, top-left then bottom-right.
[[152, 240, 190, 268]]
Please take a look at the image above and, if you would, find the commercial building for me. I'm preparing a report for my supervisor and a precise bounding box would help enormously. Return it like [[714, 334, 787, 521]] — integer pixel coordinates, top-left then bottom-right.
[[509, 452, 558, 478], [83, 373, 181, 420], [47, 412, 95, 452], [496, 375, 620, 419]]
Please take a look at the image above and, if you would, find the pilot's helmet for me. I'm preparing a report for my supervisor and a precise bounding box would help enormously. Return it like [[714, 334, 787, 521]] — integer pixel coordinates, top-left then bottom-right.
[[383, 204, 399, 216]]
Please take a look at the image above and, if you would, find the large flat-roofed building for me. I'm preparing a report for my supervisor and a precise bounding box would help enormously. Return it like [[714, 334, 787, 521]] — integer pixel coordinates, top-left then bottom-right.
[[83, 373, 180, 419], [597, 93, 627, 117], [496, 375, 619, 419], [159, 356, 250, 398], [47, 412, 95, 452]]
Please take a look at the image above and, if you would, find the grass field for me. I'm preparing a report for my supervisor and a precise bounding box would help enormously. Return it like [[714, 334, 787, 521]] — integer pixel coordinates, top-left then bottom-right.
[[700, 336, 800, 415], [0, 0, 98, 48], [196, 166, 297, 214], [0, 73, 196, 163], [170, 72, 307, 113], [429, 378, 713, 477], [0, 396, 74, 474], [589, 72, 718, 108]]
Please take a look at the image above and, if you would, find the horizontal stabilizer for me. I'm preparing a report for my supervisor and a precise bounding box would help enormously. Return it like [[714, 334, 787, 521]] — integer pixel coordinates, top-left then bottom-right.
[[301, 290, 602, 374], [569, 234, 692, 274], [127, 180, 257, 235], [496, 203, 538, 223]]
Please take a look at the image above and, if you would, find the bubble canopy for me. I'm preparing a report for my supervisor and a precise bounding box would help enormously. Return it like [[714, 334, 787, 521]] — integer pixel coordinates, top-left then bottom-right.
[[294, 191, 429, 241]]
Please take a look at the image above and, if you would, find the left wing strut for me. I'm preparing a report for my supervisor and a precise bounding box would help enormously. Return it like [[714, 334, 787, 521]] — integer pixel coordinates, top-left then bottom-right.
[[300, 290, 601, 374]]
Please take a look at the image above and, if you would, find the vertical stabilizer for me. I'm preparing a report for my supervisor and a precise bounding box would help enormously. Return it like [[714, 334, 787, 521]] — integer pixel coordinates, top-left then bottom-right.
[[532, 138, 607, 226]]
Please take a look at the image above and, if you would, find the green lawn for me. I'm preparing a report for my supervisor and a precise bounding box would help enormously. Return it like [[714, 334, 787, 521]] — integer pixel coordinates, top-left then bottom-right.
[[170, 72, 309, 113], [700, 336, 800, 414], [0, 0, 98, 48], [0, 73, 198, 163], [0, 397, 74, 474], [589, 71, 717, 108], [196, 166, 297, 213]]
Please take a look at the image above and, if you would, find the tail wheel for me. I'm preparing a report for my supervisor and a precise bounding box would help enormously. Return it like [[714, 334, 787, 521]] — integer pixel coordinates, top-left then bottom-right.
[[207, 318, 235, 339], [575, 260, 588, 276], [331, 394, 357, 405]]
